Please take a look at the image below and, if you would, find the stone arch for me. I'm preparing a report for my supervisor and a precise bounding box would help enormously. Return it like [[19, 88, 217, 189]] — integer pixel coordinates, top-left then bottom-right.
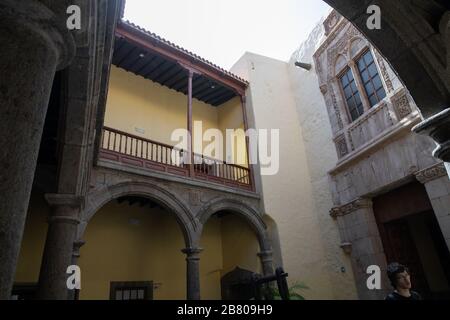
[[197, 198, 269, 250], [81, 181, 198, 248], [334, 53, 348, 77], [348, 36, 368, 59]]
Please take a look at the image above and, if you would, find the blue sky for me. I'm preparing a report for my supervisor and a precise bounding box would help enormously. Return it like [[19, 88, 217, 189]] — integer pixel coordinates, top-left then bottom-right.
[[124, 0, 331, 70]]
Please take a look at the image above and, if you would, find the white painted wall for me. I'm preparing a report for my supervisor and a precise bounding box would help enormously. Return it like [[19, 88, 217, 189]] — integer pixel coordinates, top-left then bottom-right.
[[229, 21, 357, 297]]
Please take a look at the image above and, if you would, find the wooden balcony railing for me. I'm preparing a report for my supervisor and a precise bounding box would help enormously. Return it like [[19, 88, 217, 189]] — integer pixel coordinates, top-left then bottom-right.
[[99, 127, 252, 191]]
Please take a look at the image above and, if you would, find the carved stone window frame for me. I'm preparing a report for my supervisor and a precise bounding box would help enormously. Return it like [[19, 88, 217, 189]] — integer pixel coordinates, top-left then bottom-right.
[[334, 43, 388, 125]]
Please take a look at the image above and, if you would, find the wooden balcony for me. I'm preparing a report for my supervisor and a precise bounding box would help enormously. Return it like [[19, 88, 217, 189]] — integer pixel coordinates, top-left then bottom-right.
[[99, 127, 253, 191]]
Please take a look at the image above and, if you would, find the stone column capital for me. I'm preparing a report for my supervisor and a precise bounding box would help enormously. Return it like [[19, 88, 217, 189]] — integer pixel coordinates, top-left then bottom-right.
[[182, 247, 203, 260], [0, 0, 76, 70], [257, 250, 273, 260]]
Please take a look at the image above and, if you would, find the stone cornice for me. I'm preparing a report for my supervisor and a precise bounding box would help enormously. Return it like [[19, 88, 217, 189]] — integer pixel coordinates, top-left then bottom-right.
[[415, 162, 447, 184], [330, 198, 372, 218], [45, 194, 84, 209]]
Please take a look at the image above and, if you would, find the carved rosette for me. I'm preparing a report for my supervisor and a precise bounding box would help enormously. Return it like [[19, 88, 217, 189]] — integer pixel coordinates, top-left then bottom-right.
[[415, 163, 447, 184]]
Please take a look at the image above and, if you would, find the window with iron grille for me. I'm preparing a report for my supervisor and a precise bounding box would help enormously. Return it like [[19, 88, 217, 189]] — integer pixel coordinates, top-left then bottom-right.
[[110, 281, 153, 300], [356, 50, 386, 107], [340, 68, 364, 122]]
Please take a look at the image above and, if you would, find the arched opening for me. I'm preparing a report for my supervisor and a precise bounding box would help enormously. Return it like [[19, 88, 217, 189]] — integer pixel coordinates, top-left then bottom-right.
[[78, 195, 187, 300], [199, 209, 266, 300]]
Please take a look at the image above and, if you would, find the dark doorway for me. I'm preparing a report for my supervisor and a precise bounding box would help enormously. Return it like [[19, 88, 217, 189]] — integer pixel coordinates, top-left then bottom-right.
[[373, 182, 450, 299]]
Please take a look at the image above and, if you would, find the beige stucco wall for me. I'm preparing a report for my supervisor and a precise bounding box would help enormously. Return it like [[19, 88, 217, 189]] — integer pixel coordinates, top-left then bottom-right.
[[230, 52, 343, 299], [229, 21, 359, 298]]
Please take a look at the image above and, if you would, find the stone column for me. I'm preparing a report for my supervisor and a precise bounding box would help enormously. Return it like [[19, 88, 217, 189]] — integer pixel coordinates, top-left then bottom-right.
[[257, 250, 274, 276], [415, 163, 450, 251], [36, 194, 82, 300], [330, 198, 390, 300], [0, 0, 75, 299], [182, 247, 202, 300]]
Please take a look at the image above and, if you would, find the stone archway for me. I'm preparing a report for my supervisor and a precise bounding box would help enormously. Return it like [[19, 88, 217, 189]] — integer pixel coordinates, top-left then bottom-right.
[[197, 198, 270, 252], [81, 181, 198, 249], [196, 197, 273, 299]]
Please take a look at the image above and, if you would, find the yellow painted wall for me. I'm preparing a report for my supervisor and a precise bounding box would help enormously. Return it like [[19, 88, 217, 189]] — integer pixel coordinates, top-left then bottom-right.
[[106, 66, 217, 149], [218, 97, 248, 166], [14, 191, 49, 283], [105, 66, 247, 163], [200, 214, 262, 300], [78, 201, 186, 300], [220, 215, 261, 276]]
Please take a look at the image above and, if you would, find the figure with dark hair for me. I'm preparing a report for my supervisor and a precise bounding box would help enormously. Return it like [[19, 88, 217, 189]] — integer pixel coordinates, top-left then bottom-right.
[[385, 262, 422, 300]]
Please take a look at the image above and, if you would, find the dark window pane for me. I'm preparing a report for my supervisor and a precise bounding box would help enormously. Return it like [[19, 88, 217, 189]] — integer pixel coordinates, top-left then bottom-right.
[[369, 95, 378, 107], [357, 59, 365, 71], [368, 63, 377, 77], [377, 87, 386, 100], [347, 97, 356, 111], [361, 70, 369, 83], [357, 103, 365, 115], [364, 51, 373, 65], [138, 289, 145, 300], [344, 86, 352, 98], [130, 290, 137, 300], [365, 83, 374, 95], [372, 74, 382, 90], [354, 92, 362, 106], [346, 69, 354, 81], [350, 81, 357, 92], [350, 109, 359, 121], [341, 74, 349, 87], [116, 290, 123, 300]]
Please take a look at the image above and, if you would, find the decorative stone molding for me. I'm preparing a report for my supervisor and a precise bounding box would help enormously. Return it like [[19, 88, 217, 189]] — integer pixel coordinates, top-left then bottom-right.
[[334, 134, 349, 158], [330, 198, 372, 218], [391, 89, 412, 120], [45, 194, 84, 209], [320, 84, 328, 95], [323, 10, 342, 36], [415, 163, 447, 184]]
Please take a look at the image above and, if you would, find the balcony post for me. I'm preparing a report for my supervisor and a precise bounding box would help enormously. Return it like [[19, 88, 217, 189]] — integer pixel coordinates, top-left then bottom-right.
[[240, 95, 255, 190], [187, 69, 195, 177]]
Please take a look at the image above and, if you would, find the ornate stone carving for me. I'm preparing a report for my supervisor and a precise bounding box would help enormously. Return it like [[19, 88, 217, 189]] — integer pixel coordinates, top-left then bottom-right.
[[415, 163, 447, 184], [329, 85, 344, 130], [320, 84, 328, 94], [392, 90, 412, 119], [323, 10, 341, 36], [334, 134, 348, 158], [330, 198, 372, 218]]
